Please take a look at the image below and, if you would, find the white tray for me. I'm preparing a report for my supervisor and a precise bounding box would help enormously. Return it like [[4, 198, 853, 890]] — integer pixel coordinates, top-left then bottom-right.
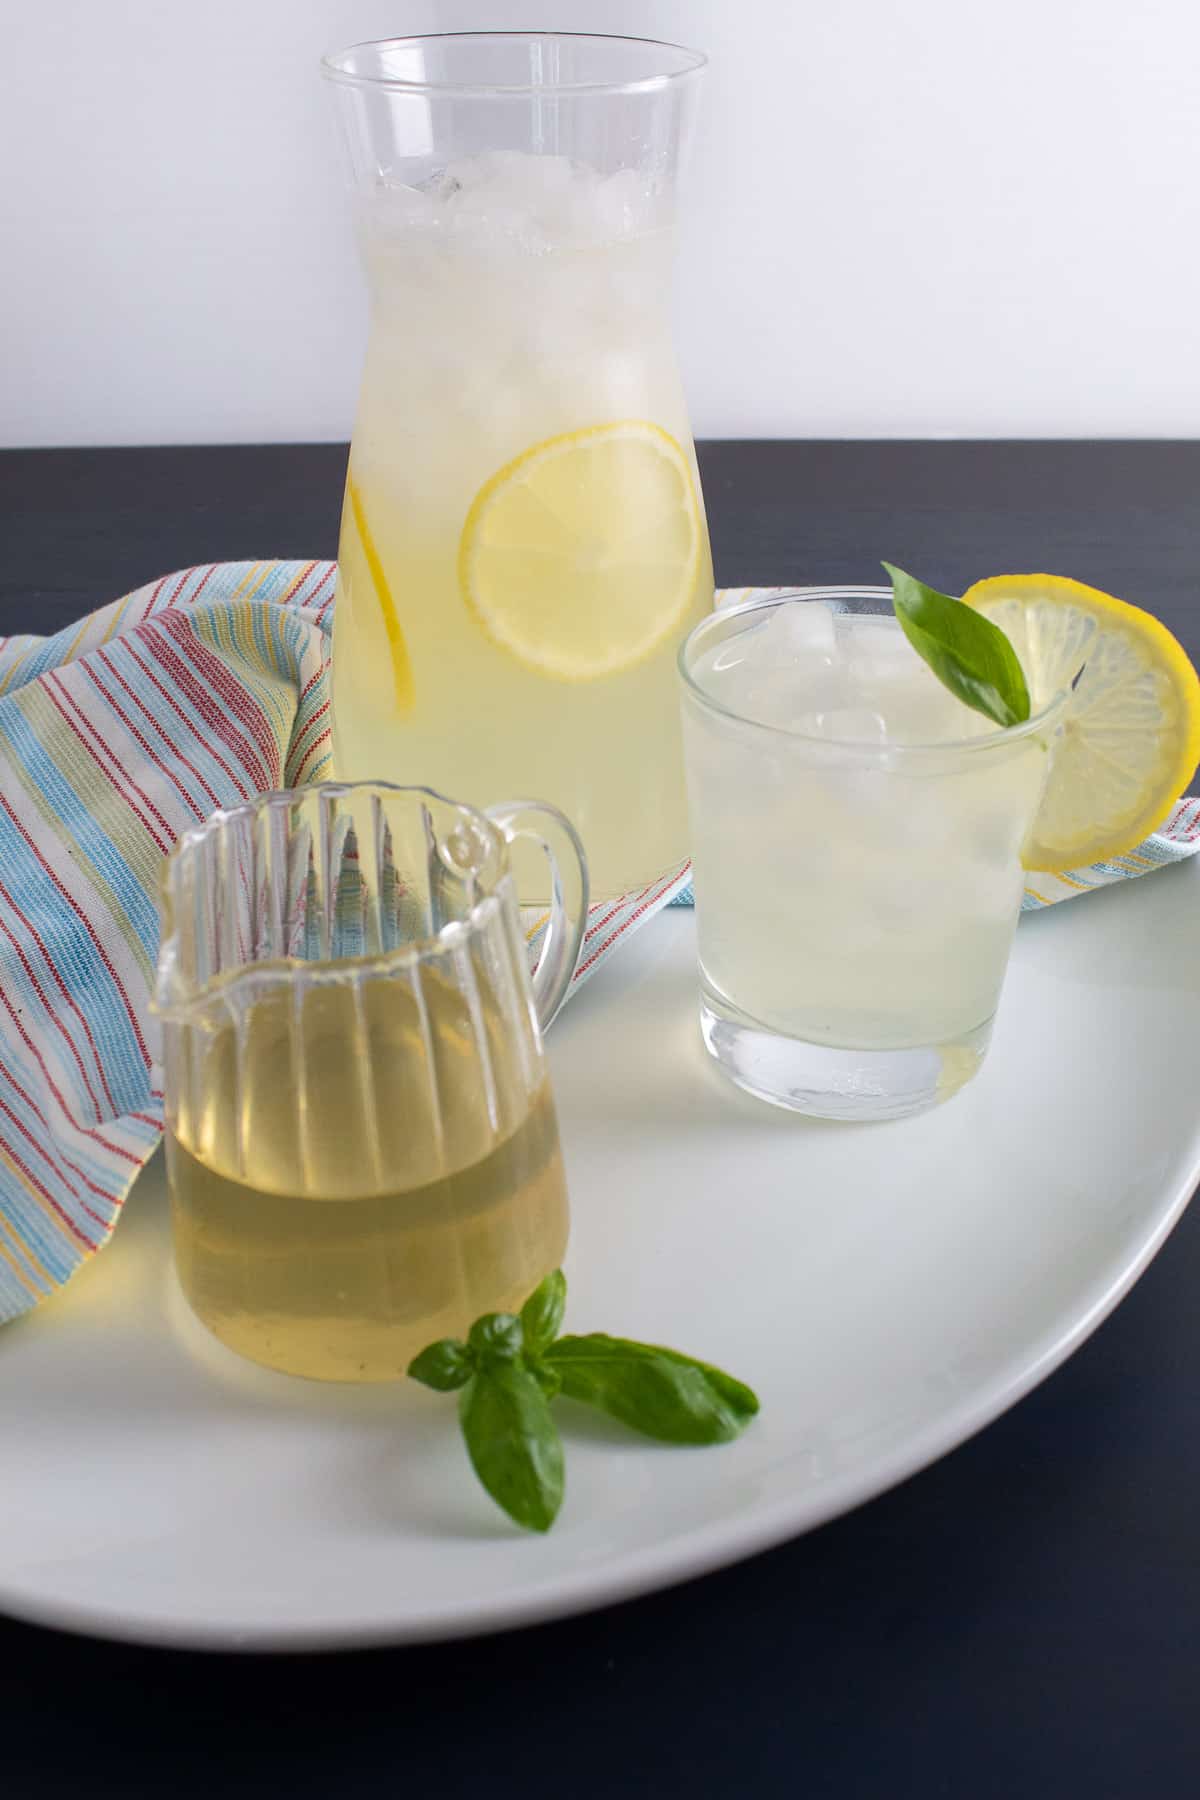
[[2, 860, 1198, 1651]]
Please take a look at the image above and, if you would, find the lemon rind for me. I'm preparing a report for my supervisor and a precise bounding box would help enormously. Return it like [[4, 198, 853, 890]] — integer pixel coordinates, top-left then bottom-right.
[[347, 475, 416, 713], [963, 574, 1200, 873]]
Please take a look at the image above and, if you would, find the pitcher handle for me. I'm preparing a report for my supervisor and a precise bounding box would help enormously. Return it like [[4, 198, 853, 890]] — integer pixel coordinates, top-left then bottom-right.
[[485, 800, 589, 1032]]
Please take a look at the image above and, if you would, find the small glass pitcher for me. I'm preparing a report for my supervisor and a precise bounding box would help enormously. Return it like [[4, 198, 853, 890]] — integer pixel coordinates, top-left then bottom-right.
[[152, 783, 588, 1382]]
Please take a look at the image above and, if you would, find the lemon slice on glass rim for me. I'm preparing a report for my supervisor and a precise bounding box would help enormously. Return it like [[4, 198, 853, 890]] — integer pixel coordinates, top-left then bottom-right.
[[962, 574, 1200, 873], [458, 420, 704, 681]]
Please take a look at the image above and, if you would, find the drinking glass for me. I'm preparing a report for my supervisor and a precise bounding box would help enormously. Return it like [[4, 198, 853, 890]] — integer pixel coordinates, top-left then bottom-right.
[[678, 590, 1070, 1120], [153, 782, 587, 1380], [322, 33, 712, 899]]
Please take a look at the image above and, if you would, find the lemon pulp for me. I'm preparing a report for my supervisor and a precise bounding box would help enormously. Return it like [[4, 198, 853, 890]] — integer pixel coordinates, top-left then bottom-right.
[[458, 421, 703, 682]]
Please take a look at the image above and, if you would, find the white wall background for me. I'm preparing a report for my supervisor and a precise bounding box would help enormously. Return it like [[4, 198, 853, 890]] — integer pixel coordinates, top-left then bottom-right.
[[4, 0, 1199, 445]]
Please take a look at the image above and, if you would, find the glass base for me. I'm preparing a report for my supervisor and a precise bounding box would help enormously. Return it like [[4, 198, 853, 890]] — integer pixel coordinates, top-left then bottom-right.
[[699, 988, 993, 1122]]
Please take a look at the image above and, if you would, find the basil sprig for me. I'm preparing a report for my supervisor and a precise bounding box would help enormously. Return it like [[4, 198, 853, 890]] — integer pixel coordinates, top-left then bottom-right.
[[408, 1271, 759, 1533], [884, 562, 1031, 728]]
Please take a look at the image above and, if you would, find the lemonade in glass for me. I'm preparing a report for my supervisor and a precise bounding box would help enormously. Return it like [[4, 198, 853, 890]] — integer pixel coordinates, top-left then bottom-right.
[[679, 591, 1070, 1120], [323, 35, 712, 898]]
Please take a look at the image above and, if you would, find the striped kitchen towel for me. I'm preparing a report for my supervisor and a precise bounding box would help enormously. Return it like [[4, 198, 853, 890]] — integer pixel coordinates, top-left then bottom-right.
[[0, 560, 1196, 1324]]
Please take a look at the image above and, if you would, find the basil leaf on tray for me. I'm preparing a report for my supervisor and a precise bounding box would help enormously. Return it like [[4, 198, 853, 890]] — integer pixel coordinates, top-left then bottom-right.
[[545, 1335, 760, 1445], [467, 1311, 524, 1363], [408, 1337, 475, 1392], [521, 1268, 567, 1357], [459, 1361, 565, 1534]]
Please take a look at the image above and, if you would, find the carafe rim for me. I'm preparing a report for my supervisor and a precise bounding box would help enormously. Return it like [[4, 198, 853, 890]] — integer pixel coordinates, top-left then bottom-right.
[[320, 32, 707, 100]]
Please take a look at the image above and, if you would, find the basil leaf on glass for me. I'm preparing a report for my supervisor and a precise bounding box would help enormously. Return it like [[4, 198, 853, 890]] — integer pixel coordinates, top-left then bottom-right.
[[884, 562, 1031, 728]]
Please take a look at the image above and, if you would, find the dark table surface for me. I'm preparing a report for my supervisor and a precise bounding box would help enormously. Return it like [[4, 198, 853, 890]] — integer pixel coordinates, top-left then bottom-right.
[[1, 442, 1198, 1799]]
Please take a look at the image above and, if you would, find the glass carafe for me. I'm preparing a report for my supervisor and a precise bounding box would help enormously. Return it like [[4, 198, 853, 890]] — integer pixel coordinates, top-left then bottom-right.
[[323, 33, 712, 900]]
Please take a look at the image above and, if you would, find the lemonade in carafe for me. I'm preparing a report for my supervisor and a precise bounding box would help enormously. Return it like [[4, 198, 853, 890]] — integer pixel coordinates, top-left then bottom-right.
[[323, 35, 712, 897]]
